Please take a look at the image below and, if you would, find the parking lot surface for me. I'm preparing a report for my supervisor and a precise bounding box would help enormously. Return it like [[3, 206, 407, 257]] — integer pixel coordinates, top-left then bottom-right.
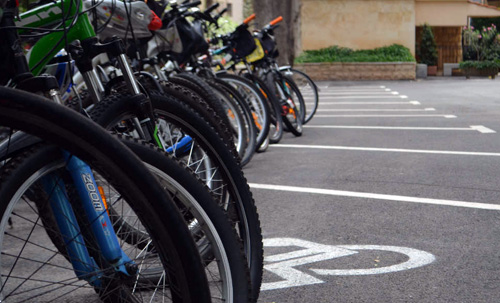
[[244, 78, 500, 303]]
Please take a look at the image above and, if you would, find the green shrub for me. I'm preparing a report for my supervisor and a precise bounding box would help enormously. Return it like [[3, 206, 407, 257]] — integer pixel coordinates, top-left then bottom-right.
[[417, 23, 438, 66], [295, 44, 415, 63], [459, 60, 500, 69]]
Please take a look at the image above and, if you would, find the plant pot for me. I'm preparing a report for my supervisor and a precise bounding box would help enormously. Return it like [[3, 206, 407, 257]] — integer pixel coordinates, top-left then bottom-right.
[[464, 67, 499, 79], [427, 65, 437, 76]]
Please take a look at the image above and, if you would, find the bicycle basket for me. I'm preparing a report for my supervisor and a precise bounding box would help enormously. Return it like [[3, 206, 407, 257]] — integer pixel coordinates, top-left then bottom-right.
[[163, 18, 208, 64], [229, 26, 256, 59]]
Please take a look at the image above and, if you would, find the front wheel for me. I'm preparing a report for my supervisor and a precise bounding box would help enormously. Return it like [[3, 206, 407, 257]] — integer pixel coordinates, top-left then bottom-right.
[[88, 92, 264, 302]]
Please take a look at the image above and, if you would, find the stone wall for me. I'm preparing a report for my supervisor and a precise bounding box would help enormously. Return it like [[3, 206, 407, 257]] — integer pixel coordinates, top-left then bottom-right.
[[294, 62, 417, 81], [301, 0, 416, 55]]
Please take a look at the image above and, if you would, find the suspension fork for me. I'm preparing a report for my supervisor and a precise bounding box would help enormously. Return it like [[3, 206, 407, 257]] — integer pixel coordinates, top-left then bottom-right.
[[70, 38, 165, 149], [41, 151, 136, 285]]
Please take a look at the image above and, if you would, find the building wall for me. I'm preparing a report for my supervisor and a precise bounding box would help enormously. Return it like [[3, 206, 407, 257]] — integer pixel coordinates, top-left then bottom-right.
[[415, 0, 469, 26], [219, 0, 244, 24], [301, 0, 416, 54]]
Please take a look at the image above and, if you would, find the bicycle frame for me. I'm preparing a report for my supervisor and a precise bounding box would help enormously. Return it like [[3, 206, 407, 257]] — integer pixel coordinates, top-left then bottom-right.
[[17, 0, 169, 147], [2, 0, 138, 285], [17, 0, 95, 76]]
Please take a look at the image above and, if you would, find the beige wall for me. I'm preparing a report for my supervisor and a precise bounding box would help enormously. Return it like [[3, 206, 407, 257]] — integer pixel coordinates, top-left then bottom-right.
[[301, 0, 416, 54], [415, 0, 500, 26]]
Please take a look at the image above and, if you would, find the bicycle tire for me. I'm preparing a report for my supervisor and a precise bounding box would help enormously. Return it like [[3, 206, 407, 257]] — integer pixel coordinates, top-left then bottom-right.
[[280, 67, 319, 124], [241, 73, 284, 144], [216, 73, 271, 151], [0, 87, 211, 302], [274, 75, 305, 137], [166, 74, 238, 155], [88, 92, 264, 302], [206, 77, 257, 166], [25, 138, 252, 302]]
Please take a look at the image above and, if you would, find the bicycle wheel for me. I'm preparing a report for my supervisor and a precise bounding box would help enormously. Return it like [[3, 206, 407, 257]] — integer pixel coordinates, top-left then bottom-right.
[[17, 138, 251, 302], [206, 77, 257, 166], [0, 87, 211, 302], [280, 67, 319, 124], [216, 73, 270, 151], [88, 92, 264, 302], [166, 74, 238, 156], [273, 75, 305, 137], [122, 139, 250, 302], [242, 73, 284, 144]]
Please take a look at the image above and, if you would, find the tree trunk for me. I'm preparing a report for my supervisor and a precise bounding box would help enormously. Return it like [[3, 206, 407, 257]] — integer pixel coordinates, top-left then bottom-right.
[[251, 0, 301, 66]]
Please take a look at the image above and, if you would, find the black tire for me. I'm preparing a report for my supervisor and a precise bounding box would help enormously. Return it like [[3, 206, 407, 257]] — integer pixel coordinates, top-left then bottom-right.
[[120, 139, 251, 302], [166, 74, 237, 152], [216, 73, 271, 151], [242, 73, 284, 144], [206, 77, 257, 166], [0, 87, 211, 302], [88, 92, 264, 302], [170, 73, 232, 130], [280, 67, 319, 124], [274, 75, 305, 137]]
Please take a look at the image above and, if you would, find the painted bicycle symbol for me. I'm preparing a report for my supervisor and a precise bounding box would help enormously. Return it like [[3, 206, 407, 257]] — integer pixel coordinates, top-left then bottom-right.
[[262, 238, 436, 291]]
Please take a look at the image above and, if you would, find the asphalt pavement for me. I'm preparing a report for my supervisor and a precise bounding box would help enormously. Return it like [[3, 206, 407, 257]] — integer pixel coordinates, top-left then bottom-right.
[[244, 77, 500, 303]]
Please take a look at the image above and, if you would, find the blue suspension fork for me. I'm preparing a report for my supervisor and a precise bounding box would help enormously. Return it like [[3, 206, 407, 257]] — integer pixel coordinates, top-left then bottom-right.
[[40, 150, 135, 286]]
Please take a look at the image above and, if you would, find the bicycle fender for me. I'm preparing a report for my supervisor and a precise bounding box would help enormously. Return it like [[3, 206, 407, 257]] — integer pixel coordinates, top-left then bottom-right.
[[0, 131, 43, 161]]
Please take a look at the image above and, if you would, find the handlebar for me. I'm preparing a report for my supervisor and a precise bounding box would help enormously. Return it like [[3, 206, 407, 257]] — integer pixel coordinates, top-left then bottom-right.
[[214, 7, 227, 20], [204, 2, 219, 14], [179, 0, 201, 9], [243, 13, 256, 25], [269, 16, 283, 26]]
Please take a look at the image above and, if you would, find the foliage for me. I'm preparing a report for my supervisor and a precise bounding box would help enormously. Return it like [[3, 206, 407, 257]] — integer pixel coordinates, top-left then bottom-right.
[[294, 44, 415, 63], [459, 60, 500, 69], [471, 17, 500, 32], [243, 0, 253, 20], [215, 16, 237, 36], [463, 24, 500, 61], [417, 23, 438, 66]]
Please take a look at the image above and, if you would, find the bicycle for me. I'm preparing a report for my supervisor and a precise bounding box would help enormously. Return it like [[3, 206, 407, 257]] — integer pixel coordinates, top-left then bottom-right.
[[1, 0, 254, 300], [0, 84, 213, 302]]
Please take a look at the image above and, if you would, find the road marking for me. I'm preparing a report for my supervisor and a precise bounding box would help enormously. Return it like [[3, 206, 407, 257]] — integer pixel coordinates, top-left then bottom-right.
[[311, 101, 420, 105], [312, 245, 436, 276], [319, 95, 406, 100], [249, 183, 500, 211], [262, 238, 435, 291], [303, 125, 494, 133], [307, 89, 388, 94], [314, 92, 398, 96], [316, 108, 435, 112], [315, 114, 457, 118], [471, 125, 496, 133], [271, 143, 500, 157], [327, 85, 386, 89]]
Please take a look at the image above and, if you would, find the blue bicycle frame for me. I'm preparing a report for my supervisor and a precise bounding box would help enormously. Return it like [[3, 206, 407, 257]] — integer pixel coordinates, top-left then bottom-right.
[[40, 151, 136, 286], [1, 0, 137, 285]]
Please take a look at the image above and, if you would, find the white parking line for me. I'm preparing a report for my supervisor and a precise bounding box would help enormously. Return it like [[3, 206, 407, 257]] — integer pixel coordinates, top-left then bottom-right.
[[271, 144, 500, 156], [304, 125, 495, 133], [316, 108, 435, 112], [471, 125, 497, 133], [319, 96, 406, 99], [310, 89, 389, 93], [313, 92, 398, 96], [249, 183, 500, 211], [327, 85, 386, 89], [315, 114, 457, 118], [312, 101, 420, 105]]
